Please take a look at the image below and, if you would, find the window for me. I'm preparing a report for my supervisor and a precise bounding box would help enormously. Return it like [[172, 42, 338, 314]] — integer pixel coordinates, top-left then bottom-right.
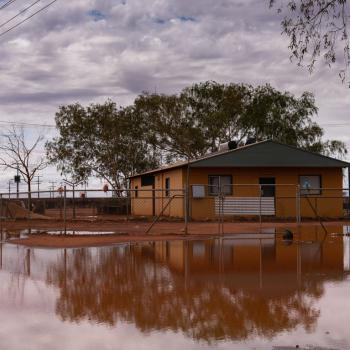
[[141, 175, 155, 187], [165, 177, 170, 197], [299, 175, 321, 195], [208, 175, 232, 196], [135, 186, 138, 198]]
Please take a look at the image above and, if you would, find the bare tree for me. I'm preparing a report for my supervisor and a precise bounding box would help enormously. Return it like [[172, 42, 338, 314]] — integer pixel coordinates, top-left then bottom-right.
[[0, 127, 47, 210]]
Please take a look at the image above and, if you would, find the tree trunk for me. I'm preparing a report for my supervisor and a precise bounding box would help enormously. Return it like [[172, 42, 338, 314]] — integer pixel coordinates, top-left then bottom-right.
[[27, 180, 32, 211]]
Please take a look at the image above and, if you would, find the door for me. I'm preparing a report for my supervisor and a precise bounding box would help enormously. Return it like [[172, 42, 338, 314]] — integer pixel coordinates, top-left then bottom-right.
[[259, 177, 275, 197]]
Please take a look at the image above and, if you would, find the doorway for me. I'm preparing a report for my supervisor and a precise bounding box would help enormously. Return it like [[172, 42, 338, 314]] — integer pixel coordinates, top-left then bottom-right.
[[259, 177, 275, 197]]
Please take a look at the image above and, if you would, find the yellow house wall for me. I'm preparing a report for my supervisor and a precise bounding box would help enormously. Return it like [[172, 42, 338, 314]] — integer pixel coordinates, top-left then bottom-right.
[[131, 166, 344, 219], [189, 167, 343, 220], [130, 167, 185, 217], [130, 177, 154, 216]]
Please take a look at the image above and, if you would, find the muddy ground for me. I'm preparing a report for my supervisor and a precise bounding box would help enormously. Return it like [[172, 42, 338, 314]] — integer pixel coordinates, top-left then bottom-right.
[[1, 218, 348, 248]]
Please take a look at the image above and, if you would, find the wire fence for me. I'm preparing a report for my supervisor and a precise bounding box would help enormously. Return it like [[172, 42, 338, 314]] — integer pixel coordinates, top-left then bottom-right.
[[189, 184, 349, 220], [0, 185, 349, 235]]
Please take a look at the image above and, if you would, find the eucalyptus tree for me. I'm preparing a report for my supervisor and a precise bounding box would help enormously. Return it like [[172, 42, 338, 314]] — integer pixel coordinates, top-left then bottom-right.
[[47, 83, 347, 188], [135, 81, 347, 160], [269, 0, 350, 83], [46, 100, 160, 191]]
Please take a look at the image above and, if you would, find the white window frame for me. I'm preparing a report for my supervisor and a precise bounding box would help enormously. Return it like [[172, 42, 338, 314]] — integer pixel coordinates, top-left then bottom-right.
[[299, 175, 322, 195], [208, 175, 232, 196]]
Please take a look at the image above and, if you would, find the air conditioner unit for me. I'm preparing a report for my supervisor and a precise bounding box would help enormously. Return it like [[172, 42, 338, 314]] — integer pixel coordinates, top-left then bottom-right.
[[192, 185, 205, 198]]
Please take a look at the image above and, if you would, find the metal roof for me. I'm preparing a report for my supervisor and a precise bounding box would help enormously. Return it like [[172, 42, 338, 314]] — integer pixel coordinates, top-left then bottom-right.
[[129, 140, 350, 178]]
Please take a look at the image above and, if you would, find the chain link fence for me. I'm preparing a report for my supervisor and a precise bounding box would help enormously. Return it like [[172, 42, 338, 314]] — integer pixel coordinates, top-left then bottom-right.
[[0, 187, 185, 234], [0, 185, 349, 235], [188, 184, 350, 233]]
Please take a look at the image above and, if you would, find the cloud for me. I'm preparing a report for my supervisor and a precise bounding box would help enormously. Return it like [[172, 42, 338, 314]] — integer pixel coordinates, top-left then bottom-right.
[[0, 0, 349, 188]]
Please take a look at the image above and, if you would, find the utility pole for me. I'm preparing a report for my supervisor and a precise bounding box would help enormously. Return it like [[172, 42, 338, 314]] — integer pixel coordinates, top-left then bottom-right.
[[49, 181, 56, 199], [36, 175, 42, 198], [63, 179, 83, 219], [8, 179, 12, 199], [14, 166, 20, 199]]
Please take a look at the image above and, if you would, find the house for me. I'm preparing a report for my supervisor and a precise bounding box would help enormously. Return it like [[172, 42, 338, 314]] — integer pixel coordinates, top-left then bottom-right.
[[129, 140, 350, 220]]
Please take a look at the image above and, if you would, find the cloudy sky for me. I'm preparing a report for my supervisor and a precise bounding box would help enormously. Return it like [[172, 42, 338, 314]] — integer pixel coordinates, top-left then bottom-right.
[[0, 0, 349, 191]]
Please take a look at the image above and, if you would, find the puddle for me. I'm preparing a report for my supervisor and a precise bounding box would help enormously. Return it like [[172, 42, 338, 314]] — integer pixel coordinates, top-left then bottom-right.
[[0, 226, 350, 349], [1, 229, 125, 240], [40, 230, 120, 236]]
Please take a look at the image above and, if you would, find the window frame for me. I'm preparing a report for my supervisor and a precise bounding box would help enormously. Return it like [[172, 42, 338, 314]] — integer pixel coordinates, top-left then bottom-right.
[[165, 177, 171, 197], [208, 175, 233, 196], [141, 175, 155, 187], [299, 175, 322, 196], [134, 185, 138, 198]]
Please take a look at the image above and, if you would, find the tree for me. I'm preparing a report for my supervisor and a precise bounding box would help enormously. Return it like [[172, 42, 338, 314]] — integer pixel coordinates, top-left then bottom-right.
[[134, 82, 252, 161], [180, 81, 251, 152], [240, 84, 347, 155], [134, 93, 209, 161], [47, 83, 347, 187], [135, 81, 347, 160], [0, 127, 47, 210], [269, 0, 350, 82], [46, 100, 160, 190]]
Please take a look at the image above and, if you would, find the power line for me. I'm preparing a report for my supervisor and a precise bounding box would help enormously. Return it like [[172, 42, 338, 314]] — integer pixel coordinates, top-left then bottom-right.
[[320, 123, 350, 127], [0, 0, 42, 31], [0, 120, 56, 128], [0, 0, 17, 11], [0, 120, 350, 129], [0, 0, 58, 38]]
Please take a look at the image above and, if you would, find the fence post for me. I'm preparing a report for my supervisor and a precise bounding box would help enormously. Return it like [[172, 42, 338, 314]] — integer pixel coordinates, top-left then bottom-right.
[[72, 184, 76, 219], [296, 184, 301, 224], [63, 185, 67, 235], [221, 193, 224, 235], [184, 160, 190, 235], [126, 189, 130, 220], [259, 184, 262, 225], [217, 193, 221, 235], [0, 194, 3, 240], [184, 186, 188, 235]]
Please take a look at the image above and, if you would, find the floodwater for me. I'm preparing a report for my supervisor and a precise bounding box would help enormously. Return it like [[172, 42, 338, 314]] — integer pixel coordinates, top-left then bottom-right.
[[1, 227, 350, 349], [3, 229, 120, 238]]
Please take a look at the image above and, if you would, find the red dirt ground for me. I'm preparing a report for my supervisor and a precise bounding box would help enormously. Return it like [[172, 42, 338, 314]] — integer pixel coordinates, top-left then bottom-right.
[[2, 218, 348, 248]]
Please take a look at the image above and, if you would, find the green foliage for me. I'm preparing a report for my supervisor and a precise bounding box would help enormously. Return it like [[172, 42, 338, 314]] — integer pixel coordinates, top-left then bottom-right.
[[135, 81, 346, 159], [269, 0, 350, 82], [133, 93, 209, 160], [134, 82, 251, 160], [47, 82, 347, 186], [241, 85, 320, 145], [46, 100, 159, 189]]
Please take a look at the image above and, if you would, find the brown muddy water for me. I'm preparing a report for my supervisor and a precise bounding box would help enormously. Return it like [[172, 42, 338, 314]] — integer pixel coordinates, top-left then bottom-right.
[[1, 227, 350, 350]]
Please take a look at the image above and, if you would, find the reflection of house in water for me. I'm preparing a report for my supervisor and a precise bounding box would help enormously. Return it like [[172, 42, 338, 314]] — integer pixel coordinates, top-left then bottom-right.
[[0, 227, 349, 344], [153, 226, 346, 293]]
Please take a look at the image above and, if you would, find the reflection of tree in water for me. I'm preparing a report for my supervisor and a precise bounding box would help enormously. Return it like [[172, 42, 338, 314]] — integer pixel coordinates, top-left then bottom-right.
[[46, 245, 322, 342]]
